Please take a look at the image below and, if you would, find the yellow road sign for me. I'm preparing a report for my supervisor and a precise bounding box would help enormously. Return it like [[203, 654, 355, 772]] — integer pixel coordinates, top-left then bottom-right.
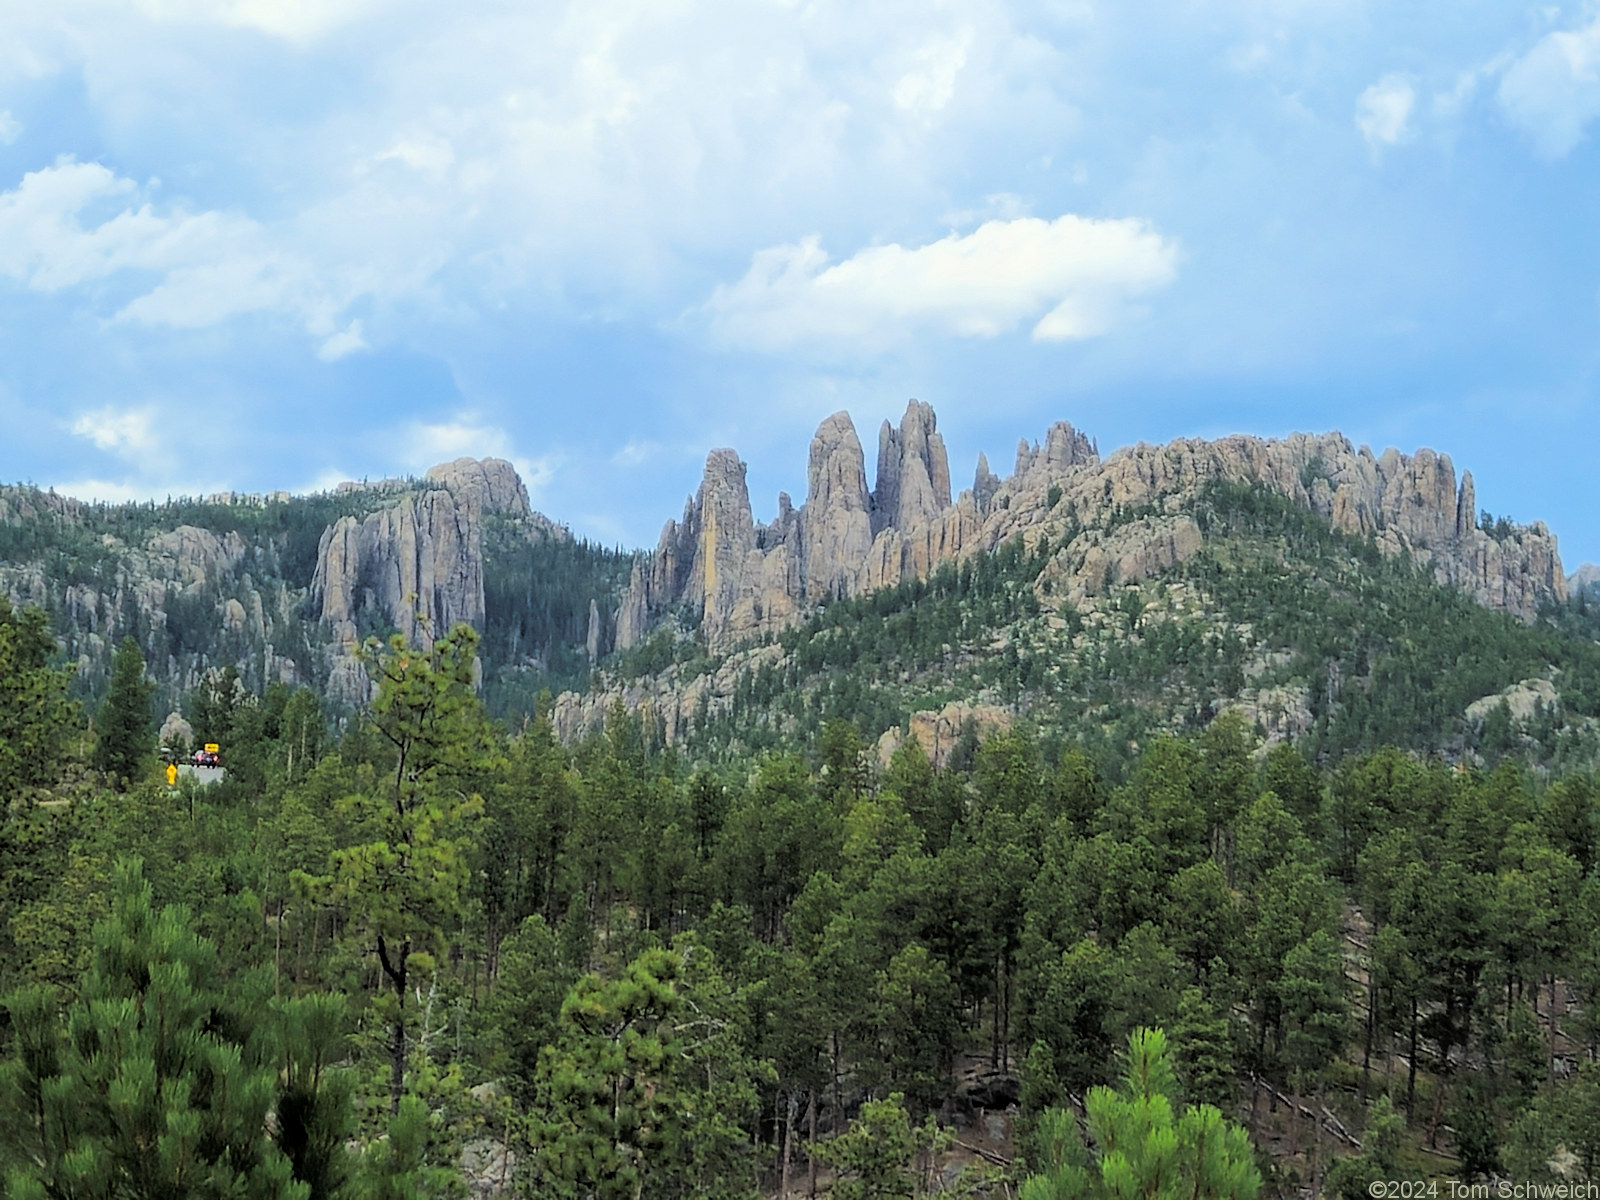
[[204, 743, 219, 753]]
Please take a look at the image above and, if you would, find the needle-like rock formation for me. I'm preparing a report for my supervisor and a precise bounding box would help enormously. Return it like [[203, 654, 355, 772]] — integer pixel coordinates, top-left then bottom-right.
[[611, 403, 1564, 656]]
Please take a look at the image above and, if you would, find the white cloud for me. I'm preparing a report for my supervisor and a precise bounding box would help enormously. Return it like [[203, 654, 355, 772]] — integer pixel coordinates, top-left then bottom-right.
[[405, 417, 513, 467], [50, 477, 174, 504], [516, 455, 558, 500], [69, 405, 160, 458], [0, 110, 19, 144], [373, 136, 455, 177], [706, 214, 1179, 352], [317, 319, 367, 361], [612, 440, 659, 467], [58, 404, 227, 501], [398, 415, 557, 499], [1356, 74, 1415, 149], [0, 0, 1080, 336], [128, 0, 383, 42], [893, 28, 974, 115], [0, 158, 363, 345], [297, 467, 358, 495], [1498, 16, 1600, 158]]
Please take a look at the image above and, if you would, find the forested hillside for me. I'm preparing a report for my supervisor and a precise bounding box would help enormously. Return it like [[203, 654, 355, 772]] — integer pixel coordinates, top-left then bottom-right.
[[6, 494, 1600, 1194], [0, 473, 631, 716], [565, 481, 1600, 779]]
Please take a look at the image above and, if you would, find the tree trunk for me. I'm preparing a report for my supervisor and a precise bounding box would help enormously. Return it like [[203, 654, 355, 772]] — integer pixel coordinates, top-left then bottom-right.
[[1362, 930, 1377, 1098], [991, 954, 1001, 1069], [781, 1090, 795, 1199], [1429, 1066, 1444, 1150], [1288, 1075, 1301, 1160], [1407, 998, 1419, 1120], [831, 1032, 842, 1142], [1313, 1080, 1324, 1197], [377, 933, 409, 1115], [808, 1088, 818, 1198], [1549, 971, 1560, 1086], [274, 897, 284, 997], [1002, 952, 1012, 1074]]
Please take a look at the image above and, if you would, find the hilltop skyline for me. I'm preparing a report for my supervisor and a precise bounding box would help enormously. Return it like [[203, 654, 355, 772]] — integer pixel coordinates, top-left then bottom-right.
[[0, 2, 1597, 562]]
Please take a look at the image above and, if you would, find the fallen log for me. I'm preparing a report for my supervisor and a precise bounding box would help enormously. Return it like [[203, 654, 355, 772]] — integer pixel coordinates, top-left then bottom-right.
[[1249, 1076, 1362, 1150]]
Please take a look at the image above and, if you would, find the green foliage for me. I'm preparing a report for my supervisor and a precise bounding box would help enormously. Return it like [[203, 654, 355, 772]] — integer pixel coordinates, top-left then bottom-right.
[[1503, 1060, 1600, 1182], [1187, 480, 1600, 764], [1325, 1095, 1403, 1200], [484, 915, 572, 1098], [93, 636, 155, 782], [479, 516, 633, 708], [814, 1092, 924, 1200], [271, 993, 360, 1200], [329, 623, 490, 1112], [0, 598, 78, 801], [1021, 1028, 1260, 1200], [521, 944, 769, 1200], [354, 1095, 462, 1200], [0, 858, 306, 1199], [13, 491, 1600, 1198]]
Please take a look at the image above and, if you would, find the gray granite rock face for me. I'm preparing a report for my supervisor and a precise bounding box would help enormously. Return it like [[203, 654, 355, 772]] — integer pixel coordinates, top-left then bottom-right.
[[610, 406, 1565, 658]]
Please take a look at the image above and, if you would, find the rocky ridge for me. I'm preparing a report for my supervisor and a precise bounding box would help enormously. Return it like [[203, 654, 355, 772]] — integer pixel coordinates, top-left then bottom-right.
[[0, 458, 569, 709], [556, 402, 1566, 744], [610, 403, 1562, 655], [0, 490, 302, 702], [308, 458, 551, 701]]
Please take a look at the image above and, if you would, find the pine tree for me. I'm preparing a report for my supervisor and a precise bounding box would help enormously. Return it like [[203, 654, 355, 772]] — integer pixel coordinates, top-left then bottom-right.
[[0, 858, 306, 1199], [329, 623, 490, 1115], [0, 597, 76, 801], [522, 945, 769, 1200], [1020, 1028, 1260, 1200], [814, 1092, 922, 1200], [93, 636, 154, 783]]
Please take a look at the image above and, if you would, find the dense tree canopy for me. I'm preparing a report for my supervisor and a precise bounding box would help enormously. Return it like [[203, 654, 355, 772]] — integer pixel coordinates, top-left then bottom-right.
[[0, 598, 75, 801], [92, 636, 153, 783], [6, 502, 1600, 1196]]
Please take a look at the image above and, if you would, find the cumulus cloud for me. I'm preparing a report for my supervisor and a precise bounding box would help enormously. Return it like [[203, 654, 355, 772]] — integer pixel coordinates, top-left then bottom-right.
[[51, 477, 179, 504], [0, 0, 1080, 342], [893, 28, 974, 115], [0, 158, 363, 348], [0, 111, 19, 144], [373, 136, 455, 177], [1498, 16, 1600, 158], [69, 405, 160, 458], [404, 417, 517, 466], [60, 404, 221, 499], [1356, 74, 1415, 148], [399, 415, 557, 499], [706, 215, 1179, 352], [612, 440, 660, 467], [297, 467, 359, 495], [317, 320, 367, 361]]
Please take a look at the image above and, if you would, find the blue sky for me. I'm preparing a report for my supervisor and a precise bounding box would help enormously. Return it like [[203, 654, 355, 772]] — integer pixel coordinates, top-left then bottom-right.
[[2, 2, 1599, 567]]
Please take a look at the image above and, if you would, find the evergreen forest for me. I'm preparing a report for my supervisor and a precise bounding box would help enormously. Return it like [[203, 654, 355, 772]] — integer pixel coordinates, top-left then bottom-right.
[[6, 481, 1600, 1197]]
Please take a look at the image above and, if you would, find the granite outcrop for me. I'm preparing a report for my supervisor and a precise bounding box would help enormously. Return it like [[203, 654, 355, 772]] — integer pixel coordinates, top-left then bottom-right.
[[610, 403, 1564, 659], [309, 458, 541, 701], [1, 456, 563, 710]]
